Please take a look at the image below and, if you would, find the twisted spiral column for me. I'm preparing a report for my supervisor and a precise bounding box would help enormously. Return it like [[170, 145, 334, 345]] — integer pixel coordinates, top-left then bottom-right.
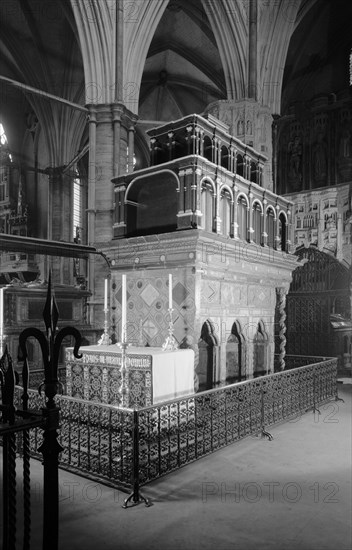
[[277, 288, 287, 371]]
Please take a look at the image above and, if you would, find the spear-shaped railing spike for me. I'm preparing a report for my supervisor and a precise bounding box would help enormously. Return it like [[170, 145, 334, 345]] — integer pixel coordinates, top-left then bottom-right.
[[43, 272, 59, 339], [18, 273, 82, 409]]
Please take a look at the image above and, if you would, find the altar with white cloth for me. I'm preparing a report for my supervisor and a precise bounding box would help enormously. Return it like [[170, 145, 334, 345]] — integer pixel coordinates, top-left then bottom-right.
[[65, 345, 195, 408]]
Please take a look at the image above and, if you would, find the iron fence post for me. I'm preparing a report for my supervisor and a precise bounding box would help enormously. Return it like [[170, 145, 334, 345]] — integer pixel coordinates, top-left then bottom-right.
[[38, 406, 63, 549], [122, 409, 150, 508], [260, 385, 273, 441]]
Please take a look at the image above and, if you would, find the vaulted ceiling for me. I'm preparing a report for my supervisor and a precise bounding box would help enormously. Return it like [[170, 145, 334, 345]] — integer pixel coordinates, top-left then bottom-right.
[[138, 0, 227, 123], [0, 0, 84, 164], [282, 0, 352, 112], [0, 0, 351, 163]]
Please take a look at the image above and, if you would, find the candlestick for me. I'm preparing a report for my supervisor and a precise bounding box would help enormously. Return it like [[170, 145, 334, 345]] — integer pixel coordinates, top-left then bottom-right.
[[168, 274, 172, 309], [118, 340, 130, 407], [104, 278, 108, 310], [98, 279, 111, 346], [162, 308, 178, 351], [121, 274, 127, 343]]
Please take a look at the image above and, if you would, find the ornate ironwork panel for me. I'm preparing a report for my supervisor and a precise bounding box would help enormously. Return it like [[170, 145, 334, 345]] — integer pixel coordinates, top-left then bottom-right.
[[135, 357, 338, 487], [13, 356, 338, 495], [14, 388, 135, 490], [286, 247, 351, 358]]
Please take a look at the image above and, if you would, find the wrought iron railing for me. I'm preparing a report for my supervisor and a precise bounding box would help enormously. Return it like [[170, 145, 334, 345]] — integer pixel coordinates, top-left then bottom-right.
[[273, 354, 331, 371], [22, 356, 328, 396], [16, 355, 339, 508], [18, 366, 66, 392], [1, 274, 82, 549]]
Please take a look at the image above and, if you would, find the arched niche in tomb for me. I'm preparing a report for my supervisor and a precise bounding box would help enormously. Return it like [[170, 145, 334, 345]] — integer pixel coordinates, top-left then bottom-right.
[[253, 321, 268, 378], [226, 321, 246, 383], [125, 171, 178, 237], [197, 320, 218, 391]]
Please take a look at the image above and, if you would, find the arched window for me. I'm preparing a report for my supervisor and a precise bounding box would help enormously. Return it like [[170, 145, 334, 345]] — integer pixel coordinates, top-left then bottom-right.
[[237, 195, 248, 241], [201, 180, 214, 232], [220, 188, 231, 237], [252, 201, 262, 245]]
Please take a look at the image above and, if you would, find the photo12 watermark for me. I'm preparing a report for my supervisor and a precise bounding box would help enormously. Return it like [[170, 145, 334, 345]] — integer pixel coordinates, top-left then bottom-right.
[[201, 480, 340, 504]]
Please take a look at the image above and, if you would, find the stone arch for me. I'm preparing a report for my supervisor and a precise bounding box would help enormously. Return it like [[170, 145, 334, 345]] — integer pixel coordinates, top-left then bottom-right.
[[226, 321, 246, 383], [125, 170, 179, 236], [197, 320, 218, 391]]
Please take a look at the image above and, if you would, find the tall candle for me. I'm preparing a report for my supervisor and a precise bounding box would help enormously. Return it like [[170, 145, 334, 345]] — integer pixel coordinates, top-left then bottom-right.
[[104, 278, 108, 310], [168, 274, 172, 310], [121, 274, 127, 342]]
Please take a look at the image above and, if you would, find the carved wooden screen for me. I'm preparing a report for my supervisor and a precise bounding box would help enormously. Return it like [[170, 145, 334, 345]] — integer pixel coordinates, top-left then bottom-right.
[[286, 247, 351, 357]]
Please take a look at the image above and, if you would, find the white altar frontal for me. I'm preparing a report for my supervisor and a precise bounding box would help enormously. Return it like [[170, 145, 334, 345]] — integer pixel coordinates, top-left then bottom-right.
[[65, 345, 195, 408]]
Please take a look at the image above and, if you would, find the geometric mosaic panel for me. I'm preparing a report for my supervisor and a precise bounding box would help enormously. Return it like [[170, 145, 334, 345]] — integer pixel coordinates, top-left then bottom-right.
[[173, 282, 189, 306], [140, 283, 159, 306]]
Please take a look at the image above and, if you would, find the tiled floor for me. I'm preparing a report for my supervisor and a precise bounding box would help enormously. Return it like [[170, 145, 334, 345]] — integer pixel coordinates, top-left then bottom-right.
[[1, 383, 351, 550]]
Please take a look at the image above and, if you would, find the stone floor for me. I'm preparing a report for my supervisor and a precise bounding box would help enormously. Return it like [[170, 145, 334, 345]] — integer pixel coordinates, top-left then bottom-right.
[[1, 382, 351, 550]]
